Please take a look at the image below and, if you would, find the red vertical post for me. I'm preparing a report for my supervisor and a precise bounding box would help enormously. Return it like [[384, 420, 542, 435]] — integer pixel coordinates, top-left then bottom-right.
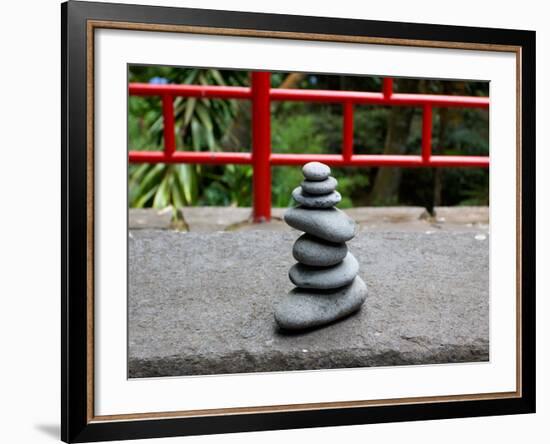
[[251, 72, 272, 222], [422, 104, 433, 164], [383, 77, 393, 99], [162, 94, 176, 157], [343, 102, 354, 161]]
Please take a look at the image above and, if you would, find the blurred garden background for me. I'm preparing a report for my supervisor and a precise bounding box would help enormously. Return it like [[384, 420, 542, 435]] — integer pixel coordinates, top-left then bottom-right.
[[128, 66, 489, 213]]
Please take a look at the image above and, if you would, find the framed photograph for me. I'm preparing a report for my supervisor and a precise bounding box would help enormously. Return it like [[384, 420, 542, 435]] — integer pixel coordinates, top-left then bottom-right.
[[62, 1, 535, 442]]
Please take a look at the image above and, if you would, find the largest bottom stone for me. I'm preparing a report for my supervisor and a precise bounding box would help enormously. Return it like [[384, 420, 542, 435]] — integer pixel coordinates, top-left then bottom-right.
[[274, 276, 367, 330]]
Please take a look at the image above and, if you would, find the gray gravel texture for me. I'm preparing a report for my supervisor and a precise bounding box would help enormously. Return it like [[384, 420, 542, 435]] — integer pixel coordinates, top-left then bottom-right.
[[128, 229, 489, 378]]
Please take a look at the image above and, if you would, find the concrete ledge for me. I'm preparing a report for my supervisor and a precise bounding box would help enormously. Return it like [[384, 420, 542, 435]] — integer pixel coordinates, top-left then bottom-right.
[[128, 229, 489, 378], [129, 206, 489, 232], [434, 206, 490, 224]]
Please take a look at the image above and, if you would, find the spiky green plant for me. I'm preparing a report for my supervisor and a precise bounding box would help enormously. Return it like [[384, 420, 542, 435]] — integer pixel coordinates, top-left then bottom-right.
[[128, 68, 247, 209]]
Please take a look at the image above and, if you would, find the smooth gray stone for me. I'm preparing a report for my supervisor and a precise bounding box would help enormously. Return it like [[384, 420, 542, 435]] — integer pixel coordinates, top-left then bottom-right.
[[293, 233, 347, 266], [284, 206, 357, 243], [292, 187, 341, 208], [275, 276, 368, 330], [289, 252, 358, 289], [302, 161, 331, 181], [301, 176, 338, 195]]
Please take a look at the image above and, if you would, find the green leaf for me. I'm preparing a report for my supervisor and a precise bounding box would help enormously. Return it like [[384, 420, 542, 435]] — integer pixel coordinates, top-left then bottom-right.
[[134, 184, 158, 208], [190, 118, 202, 151], [153, 168, 171, 208], [196, 104, 215, 150], [210, 69, 226, 86], [182, 97, 197, 128]]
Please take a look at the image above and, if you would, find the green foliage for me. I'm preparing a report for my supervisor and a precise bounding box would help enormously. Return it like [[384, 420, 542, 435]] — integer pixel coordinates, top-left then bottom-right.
[[129, 163, 199, 208], [401, 106, 489, 206], [128, 67, 246, 209], [128, 68, 489, 210], [353, 107, 391, 154], [333, 170, 371, 208], [200, 165, 253, 206], [271, 114, 326, 207]]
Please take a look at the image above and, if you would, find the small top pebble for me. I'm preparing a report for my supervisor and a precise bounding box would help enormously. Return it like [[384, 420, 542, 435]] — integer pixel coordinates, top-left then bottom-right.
[[302, 162, 331, 181]]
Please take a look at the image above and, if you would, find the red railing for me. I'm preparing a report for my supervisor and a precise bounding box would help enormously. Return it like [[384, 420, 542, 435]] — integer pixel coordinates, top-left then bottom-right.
[[129, 72, 489, 222]]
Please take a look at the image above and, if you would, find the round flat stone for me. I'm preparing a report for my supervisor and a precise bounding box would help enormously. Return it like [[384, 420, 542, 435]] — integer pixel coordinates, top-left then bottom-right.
[[289, 252, 359, 289], [274, 276, 368, 330], [302, 162, 331, 181], [301, 176, 338, 195], [284, 206, 357, 243], [292, 187, 341, 208], [293, 234, 348, 267]]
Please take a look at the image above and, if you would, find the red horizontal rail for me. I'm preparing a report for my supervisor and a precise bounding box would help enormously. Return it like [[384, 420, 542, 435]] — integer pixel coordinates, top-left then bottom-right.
[[270, 154, 490, 167], [128, 151, 252, 165], [129, 83, 252, 99], [129, 83, 489, 108], [129, 151, 489, 168], [271, 89, 489, 108]]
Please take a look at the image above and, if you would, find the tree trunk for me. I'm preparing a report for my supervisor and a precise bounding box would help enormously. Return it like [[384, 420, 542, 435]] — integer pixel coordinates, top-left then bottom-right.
[[367, 80, 418, 206], [433, 81, 458, 207], [279, 73, 306, 89], [433, 105, 447, 207], [366, 108, 415, 205]]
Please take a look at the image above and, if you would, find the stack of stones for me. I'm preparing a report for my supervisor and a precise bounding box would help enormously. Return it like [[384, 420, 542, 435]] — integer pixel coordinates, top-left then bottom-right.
[[274, 162, 368, 330]]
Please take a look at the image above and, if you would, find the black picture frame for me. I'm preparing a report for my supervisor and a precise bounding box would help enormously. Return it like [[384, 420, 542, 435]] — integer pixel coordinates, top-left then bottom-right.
[[62, 1, 536, 442]]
